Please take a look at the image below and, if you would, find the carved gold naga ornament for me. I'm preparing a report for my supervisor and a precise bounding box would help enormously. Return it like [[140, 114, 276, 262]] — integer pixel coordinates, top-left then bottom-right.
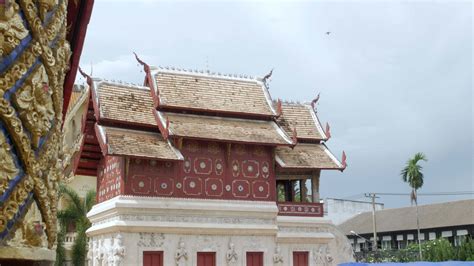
[[0, 0, 71, 249]]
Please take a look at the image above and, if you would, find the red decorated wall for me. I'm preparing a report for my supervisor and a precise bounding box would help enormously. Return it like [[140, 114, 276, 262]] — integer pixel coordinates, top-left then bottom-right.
[[97, 156, 124, 203], [124, 140, 276, 201]]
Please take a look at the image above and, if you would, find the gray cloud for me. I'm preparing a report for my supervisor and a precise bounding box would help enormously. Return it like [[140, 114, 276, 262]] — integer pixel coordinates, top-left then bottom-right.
[[78, 1, 472, 207]]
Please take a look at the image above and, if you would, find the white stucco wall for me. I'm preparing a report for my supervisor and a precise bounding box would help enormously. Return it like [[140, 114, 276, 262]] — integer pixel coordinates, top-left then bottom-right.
[[86, 196, 354, 266]]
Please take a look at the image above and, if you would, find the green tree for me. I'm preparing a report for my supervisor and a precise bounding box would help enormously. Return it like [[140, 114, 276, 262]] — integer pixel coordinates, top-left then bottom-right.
[[401, 152, 427, 260], [55, 183, 96, 266]]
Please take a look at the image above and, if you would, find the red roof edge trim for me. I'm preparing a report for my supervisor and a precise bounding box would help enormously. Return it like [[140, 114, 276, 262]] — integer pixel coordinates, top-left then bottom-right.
[[306, 104, 329, 141], [153, 110, 169, 140], [78, 69, 101, 122], [63, 0, 95, 121], [134, 53, 160, 108], [157, 104, 275, 121]]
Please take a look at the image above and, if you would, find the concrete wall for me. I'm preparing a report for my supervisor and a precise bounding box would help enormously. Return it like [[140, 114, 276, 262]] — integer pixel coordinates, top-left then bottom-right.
[[324, 198, 384, 225]]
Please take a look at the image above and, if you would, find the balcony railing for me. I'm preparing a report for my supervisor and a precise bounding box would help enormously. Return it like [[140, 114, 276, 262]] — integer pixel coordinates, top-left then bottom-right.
[[64, 232, 77, 247], [277, 201, 324, 217]]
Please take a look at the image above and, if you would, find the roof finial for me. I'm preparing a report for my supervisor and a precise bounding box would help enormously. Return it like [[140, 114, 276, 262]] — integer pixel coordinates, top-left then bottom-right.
[[133, 52, 150, 72], [311, 93, 320, 112], [78, 66, 92, 85], [341, 151, 347, 171], [262, 68, 273, 87], [325, 122, 331, 140]]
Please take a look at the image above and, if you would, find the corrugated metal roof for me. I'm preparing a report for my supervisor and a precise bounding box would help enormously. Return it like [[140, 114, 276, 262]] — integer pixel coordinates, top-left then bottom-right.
[[339, 199, 474, 235]]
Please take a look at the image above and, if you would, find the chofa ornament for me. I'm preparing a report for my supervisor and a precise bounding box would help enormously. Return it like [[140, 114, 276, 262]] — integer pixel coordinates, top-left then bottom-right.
[[0, 0, 71, 249]]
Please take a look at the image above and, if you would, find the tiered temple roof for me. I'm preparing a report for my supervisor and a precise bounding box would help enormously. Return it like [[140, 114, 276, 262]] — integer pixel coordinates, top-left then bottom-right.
[[96, 125, 183, 160], [275, 143, 342, 170], [156, 112, 292, 145], [92, 80, 156, 127], [277, 102, 328, 141], [274, 101, 344, 170], [75, 64, 346, 174], [151, 68, 276, 117]]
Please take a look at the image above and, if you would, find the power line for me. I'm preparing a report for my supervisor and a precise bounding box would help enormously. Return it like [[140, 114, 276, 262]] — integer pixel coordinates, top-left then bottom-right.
[[373, 191, 474, 196]]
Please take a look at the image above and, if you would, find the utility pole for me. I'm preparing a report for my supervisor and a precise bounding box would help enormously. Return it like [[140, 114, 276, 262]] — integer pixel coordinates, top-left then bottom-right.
[[365, 193, 380, 251]]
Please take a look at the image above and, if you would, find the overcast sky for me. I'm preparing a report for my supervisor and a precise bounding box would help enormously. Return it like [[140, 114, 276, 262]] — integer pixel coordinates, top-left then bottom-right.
[[77, 0, 473, 208]]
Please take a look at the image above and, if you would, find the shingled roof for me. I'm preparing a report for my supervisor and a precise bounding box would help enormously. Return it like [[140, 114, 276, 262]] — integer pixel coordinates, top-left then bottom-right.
[[156, 111, 293, 145], [277, 102, 327, 141], [92, 80, 156, 127], [96, 125, 183, 161], [339, 199, 474, 235], [152, 69, 276, 117], [275, 143, 342, 170]]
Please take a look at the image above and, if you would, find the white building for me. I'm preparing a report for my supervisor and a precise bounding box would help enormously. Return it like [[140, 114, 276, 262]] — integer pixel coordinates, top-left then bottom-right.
[[324, 198, 384, 225]]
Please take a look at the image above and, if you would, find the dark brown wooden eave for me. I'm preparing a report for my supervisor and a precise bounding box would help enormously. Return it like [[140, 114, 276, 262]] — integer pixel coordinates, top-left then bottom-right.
[[63, 0, 95, 121]]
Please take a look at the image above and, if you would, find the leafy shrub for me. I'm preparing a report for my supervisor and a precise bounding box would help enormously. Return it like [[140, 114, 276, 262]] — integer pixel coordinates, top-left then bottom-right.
[[358, 237, 474, 262]]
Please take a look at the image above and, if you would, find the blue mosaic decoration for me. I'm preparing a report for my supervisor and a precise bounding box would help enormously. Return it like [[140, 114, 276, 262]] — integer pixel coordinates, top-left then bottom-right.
[[0, 0, 71, 249]]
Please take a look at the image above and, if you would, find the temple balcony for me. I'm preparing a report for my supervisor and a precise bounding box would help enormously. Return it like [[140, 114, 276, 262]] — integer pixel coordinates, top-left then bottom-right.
[[277, 201, 324, 217], [276, 173, 325, 217]]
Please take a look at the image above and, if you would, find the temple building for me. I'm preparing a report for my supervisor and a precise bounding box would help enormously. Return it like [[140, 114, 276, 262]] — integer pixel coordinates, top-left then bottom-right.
[[75, 62, 353, 266]]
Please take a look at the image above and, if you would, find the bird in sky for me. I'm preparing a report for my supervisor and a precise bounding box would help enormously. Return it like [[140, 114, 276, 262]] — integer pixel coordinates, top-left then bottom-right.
[[326, 31, 331, 35]]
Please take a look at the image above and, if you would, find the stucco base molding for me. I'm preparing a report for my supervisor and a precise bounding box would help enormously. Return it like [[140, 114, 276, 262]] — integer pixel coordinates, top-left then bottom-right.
[[0, 246, 55, 262], [87, 220, 278, 236]]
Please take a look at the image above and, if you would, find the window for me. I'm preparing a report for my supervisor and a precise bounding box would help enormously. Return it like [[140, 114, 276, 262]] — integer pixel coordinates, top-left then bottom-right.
[[455, 230, 468, 246], [276, 179, 312, 202], [143, 251, 163, 266], [429, 232, 436, 240], [293, 251, 309, 266], [418, 233, 426, 242], [246, 252, 263, 266], [197, 252, 215, 266], [382, 240, 391, 250], [407, 234, 415, 246], [455, 235, 466, 246], [276, 181, 287, 202], [381, 236, 392, 250]]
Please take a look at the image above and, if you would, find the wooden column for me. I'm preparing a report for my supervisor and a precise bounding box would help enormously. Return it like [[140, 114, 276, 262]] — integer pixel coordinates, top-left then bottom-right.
[[311, 170, 321, 202]]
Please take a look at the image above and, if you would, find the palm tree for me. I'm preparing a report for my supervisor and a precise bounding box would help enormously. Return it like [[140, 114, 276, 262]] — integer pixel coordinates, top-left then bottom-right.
[[55, 183, 96, 266], [401, 152, 427, 260]]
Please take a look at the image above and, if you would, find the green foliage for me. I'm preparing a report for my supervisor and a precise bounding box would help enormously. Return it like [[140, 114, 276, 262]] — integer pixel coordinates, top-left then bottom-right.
[[456, 237, 474, 261], [400, 152, 427, 203], [418, 238, 454, 261], [55, 183, 96, 266], [359, 238, 474, 262], [54, 226, 66, 266]]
